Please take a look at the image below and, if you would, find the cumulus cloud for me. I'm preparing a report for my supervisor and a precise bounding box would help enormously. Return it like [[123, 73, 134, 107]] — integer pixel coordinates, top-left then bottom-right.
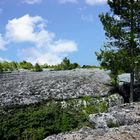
[[23, 0, 41, 4], [2, 15, 78, 65], [58, 0, 78, 4], [85, 0, 107, 6], [5, 15, 54, 47], [19, 39, 77, 65]]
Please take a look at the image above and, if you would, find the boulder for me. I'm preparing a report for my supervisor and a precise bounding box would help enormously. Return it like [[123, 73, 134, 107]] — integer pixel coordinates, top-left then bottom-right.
[[89, 113, 118, 129], [89, 102, 140, 128], [118, 73, 131, 86], [107, 94, 124, 107]]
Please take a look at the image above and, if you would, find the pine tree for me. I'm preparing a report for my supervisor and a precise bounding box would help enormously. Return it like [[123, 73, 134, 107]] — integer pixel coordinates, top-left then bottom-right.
[[34, 63, 43, 72], [97, 0, 140, 102]]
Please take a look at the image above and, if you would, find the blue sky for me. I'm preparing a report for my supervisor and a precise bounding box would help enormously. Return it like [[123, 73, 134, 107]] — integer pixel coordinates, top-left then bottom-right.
[[0, 0, 109, 65]]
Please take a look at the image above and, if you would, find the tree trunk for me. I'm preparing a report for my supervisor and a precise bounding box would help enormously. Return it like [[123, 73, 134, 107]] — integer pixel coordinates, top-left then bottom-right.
[[129, 0, 135, 103]]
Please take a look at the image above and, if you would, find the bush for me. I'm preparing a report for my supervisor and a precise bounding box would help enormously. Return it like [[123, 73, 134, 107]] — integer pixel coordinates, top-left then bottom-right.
[[33, 63, 43, 72], [19, 61, 33, 70], [0, 101, 87, 140], [82, 65, 101, 69]]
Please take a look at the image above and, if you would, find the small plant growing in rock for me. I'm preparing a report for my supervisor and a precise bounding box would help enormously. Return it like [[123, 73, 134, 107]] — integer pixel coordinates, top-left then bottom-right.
[[107, 119, 119, 128]]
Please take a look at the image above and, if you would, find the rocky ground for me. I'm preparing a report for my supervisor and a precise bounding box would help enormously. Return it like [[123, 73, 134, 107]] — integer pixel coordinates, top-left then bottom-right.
[[1, 68, 140, 140], [45, 102, 140, 140], [0, 68, 111, 107]]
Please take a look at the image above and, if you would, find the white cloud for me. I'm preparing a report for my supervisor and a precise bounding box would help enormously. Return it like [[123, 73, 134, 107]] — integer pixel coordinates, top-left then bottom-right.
[[85, 0, 107, 6], [6, 15, 47, 42], [3, 15, 78, 65], [19, 39, 77, 65], [19, 48, 64, 65], [0, 57, 10, 62], [23, 0, 41, 4], [51, 40, 77, 53], [58, 0, 78, 4]]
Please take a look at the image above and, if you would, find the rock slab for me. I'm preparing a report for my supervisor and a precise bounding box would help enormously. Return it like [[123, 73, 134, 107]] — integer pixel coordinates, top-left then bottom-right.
[[0, 69, 111, 107]]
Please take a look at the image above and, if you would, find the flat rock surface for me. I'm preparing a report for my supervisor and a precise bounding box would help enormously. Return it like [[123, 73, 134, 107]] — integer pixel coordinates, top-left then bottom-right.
[[0, 68, 111, 107]]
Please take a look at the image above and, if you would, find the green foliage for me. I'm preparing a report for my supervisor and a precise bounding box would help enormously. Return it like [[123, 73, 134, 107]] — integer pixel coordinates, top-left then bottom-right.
[[0, 61, 19, 72], [0, 63, 3, 73], [21, 127, 45, 140], [107, 119, 119, 128], [0, 101, 87, 140], [19, 61, 33, 70], [33, 63, 43, 72], [81, 96, 93, 102], [82, 101, 108, 116], [41, 63, 49, 69], [96, 47, 130, 85], [96, 0, 140, 90], [54, 57, 80, 70], [82, 65, 102, 69], [0, 97, 110, 140], [0, 58, 81, 73]]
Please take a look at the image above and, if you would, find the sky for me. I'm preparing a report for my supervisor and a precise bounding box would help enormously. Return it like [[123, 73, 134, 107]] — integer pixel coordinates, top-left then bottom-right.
[[0, 0, 109, 65]]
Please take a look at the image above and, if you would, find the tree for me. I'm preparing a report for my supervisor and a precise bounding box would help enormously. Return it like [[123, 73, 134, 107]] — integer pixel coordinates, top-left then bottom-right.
[[97, 0, 140, 102], [61, 57, 71, 70], [34, 63, 43, 72], [96, 47, 131, 85], [19, 61, 33, 70], [54, 57, 79, 70]]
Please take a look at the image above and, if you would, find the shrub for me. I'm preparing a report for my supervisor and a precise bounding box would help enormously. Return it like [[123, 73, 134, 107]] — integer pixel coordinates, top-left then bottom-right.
[[0, 101, 87, 140], [33, 63, 43, 72]]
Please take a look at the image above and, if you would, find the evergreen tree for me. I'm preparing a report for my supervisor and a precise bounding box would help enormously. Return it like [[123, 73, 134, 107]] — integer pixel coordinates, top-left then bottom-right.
[[34, 63, 43, 72], [97, 0, 140, 102], [61, 57, 71, 70]]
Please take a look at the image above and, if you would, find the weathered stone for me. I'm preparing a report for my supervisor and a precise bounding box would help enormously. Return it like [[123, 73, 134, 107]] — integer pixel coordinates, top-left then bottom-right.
[[89, 113, 118, 129], [45, 124, 140, 140], [0, 69, 111, 107], [107, 94, 124, 107], [89, 102, 140, 129], [118, 73, 131, 85]]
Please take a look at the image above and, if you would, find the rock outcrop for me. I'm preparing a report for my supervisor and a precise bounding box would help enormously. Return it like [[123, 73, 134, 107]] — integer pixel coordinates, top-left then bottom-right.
[[89, 102, 140, 129], [45, 102, 140, 140], [0, 69, 111, 107], [45, 124, 140, 140]]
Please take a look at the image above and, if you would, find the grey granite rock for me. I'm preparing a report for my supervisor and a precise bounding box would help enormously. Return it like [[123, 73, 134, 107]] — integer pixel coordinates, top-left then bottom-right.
[[89, 102, 140, 128], [45, 124, 140, 140], [0, 69, 111, 107]]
